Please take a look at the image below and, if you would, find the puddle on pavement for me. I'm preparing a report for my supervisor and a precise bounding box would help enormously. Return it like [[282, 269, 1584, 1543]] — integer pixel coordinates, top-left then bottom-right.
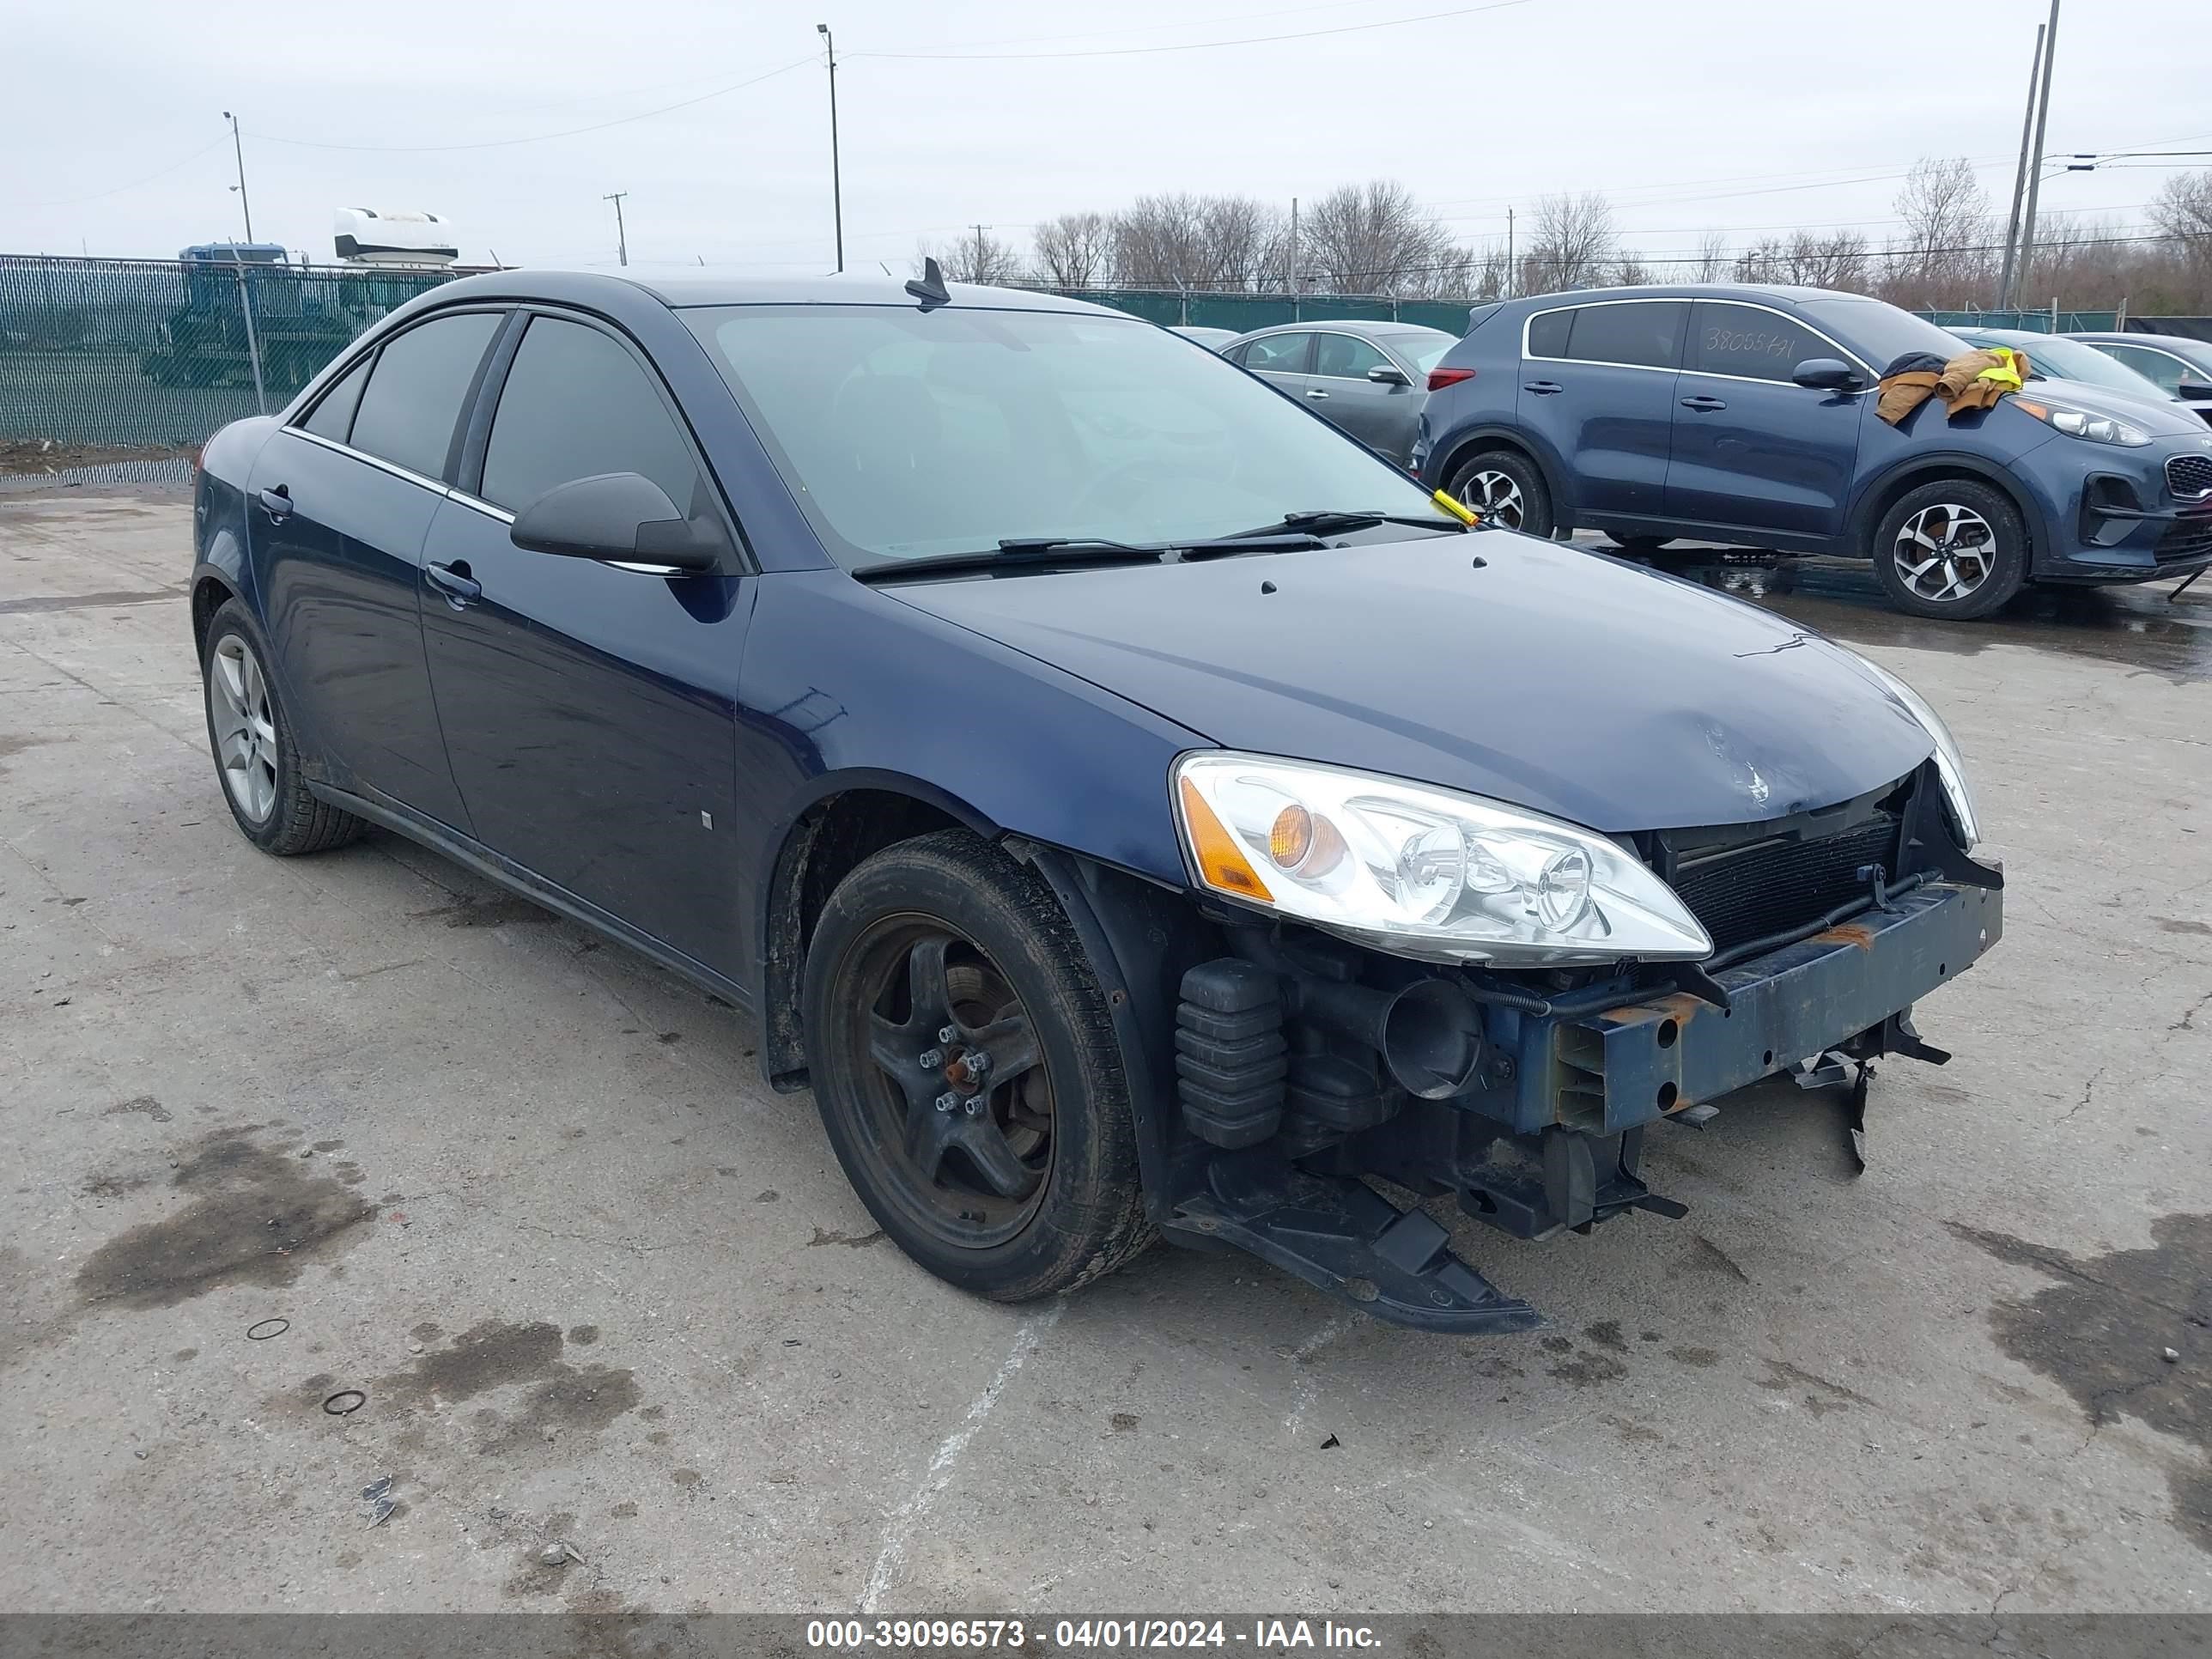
[[1949, 1212, 2209, 1555], [1617, 548, 2212, 683]]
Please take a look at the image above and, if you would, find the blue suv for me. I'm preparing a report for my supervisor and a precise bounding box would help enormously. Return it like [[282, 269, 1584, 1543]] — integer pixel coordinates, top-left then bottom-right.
[[1414, 283, 2212, 619]]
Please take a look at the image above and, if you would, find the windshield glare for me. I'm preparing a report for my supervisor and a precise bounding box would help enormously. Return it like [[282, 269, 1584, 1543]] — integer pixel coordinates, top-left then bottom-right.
[[1976, 332, 2170, 397], [1798, 299, 1966, 369], [686, 305, 1449, 564]]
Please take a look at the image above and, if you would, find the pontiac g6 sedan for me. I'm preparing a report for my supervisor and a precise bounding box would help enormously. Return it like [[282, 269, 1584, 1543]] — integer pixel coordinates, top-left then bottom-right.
[[188, 269, 2003, 1333]]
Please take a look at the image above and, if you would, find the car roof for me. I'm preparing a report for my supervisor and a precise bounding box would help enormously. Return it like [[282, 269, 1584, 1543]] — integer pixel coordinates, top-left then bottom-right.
[[1509, 282, 1870, 307], [409, 267, 1127, 318], [1230, 318, 1453, 341], [2069, 331, 2210, 352]]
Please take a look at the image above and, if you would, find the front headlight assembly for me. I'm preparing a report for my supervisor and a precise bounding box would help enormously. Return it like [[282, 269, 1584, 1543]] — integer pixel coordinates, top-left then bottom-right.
[[1172, 753, 1713, 967], [2014, 397, 2151, 447], [1845, 655, 1981, 849]]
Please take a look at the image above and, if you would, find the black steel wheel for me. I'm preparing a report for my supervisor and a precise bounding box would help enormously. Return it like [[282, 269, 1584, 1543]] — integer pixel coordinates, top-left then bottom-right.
[[802, 830, 1152, 1300]]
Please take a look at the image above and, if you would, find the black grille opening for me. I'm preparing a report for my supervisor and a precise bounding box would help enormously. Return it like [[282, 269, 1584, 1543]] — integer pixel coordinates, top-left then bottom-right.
[[2167, 453, 2212, 500], [2156, 514, 2212, 564], [1667, 816, 1899, 958]]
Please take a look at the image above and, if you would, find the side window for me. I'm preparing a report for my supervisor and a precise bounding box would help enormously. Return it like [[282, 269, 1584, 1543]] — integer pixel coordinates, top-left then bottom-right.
[[1242, 332, 1312, 375], [1565, 301, 1688, 370], [1688, 302, 1821, 383], [479, 316, 707, 516], [2105, 344, 2186, 393], [348, 311, 502, 479], [301, 354, 370, 442], [1313, 333, 1391, 380], [1525, 308, 1574, 358]]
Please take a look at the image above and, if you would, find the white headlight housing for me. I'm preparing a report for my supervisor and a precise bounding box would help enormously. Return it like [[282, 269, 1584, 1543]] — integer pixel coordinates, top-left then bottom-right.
[[1847, 655, 1981, 848], [2016, 397, 2151, 447], [1172, 753, 1713, 966]]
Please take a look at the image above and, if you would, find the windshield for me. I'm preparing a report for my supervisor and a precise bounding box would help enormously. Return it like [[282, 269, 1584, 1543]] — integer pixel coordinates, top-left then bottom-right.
[[1796, 299, 1966, 369], [1979, 332, 2172, 398], [684, 305, 1450, 565], [1386, 331, 1459, 373]]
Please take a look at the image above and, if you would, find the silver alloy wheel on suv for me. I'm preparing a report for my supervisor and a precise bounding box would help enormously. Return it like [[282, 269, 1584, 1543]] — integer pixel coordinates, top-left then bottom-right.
[[209, 633, 278, 823], [1467, 469, 1525, 530], [1891, 503, 1995, 605]]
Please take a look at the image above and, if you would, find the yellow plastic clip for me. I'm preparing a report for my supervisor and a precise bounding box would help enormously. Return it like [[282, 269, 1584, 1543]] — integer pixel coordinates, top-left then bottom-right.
[[1431, 488, 1479, 525]]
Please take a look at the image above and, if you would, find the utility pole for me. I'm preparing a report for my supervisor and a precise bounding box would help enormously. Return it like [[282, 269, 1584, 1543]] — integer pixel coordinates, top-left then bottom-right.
[[1289, 197, 1299, 314], [2012, 0, 2063, 310], [817, 24, 843, 272], [970, 223, 990, 279], [1997, 23, 2045, 312], [221, 111, 253, 244], [604, 191, 629, 266], [1505, 206, 1515, 299]]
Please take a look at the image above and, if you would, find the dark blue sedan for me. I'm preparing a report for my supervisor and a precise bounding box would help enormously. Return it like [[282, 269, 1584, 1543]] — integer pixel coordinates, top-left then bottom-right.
[[189, 269, 2003, 1333]]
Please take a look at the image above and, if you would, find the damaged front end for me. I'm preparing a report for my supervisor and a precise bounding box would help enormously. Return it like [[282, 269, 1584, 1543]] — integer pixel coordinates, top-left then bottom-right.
[[1152, 760, 2003, 1334]]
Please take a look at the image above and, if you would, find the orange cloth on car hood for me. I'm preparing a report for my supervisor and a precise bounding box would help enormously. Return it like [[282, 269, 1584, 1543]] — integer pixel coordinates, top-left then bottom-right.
[[1876, 347, 2029, 425]]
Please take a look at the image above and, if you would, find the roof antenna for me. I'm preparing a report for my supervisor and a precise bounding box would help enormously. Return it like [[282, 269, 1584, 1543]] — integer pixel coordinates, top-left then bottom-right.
[[904, 256, 950, 309]]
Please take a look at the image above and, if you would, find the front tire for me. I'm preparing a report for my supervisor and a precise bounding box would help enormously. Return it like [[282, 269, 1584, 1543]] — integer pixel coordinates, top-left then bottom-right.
[[1869, 479, 2028, 620], [802, 830, 1152, 1302], [1448, 447, 1554, 538], [200, 599, 365, 855]]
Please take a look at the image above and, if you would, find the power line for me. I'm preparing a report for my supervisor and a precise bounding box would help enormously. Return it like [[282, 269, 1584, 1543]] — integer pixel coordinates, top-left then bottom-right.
[[854, 0, 1536, 61], [18, 136, 228, 210], [249, 57, 814, 153]]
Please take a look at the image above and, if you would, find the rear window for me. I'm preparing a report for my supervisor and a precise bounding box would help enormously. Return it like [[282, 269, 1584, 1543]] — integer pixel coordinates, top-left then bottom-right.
[[1526, 308, 1573, 357], [1565, 301, 1687, 369], [347, 311, 502, 481]]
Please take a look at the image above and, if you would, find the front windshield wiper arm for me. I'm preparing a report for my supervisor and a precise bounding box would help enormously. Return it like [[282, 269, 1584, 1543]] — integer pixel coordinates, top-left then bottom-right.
[[1219, 509, 1470, 539], [852, 538, 1169, 582]]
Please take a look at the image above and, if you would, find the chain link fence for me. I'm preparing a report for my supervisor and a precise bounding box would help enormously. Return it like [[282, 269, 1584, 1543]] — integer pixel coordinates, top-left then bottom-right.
[[0, 255, 451, 454], [1036, 286, 1476, 334]]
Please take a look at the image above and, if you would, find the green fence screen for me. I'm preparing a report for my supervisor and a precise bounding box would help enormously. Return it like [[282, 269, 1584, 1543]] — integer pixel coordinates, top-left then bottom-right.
[[0, 255, 452, 452], [1916, 307, 2121, 335], [1047, 287, 1476, 334]]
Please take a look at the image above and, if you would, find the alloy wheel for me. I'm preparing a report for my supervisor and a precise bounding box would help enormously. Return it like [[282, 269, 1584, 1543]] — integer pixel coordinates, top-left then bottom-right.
[[848, 920, 1055, 1248], [1892, 503, 1996, 605], [1467, 469, 1525, 530], [210, 635, 278, 823]]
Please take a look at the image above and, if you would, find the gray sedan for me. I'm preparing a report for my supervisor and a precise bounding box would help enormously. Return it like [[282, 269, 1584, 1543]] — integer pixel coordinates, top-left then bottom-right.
[[1223, 320, 1459, 465]]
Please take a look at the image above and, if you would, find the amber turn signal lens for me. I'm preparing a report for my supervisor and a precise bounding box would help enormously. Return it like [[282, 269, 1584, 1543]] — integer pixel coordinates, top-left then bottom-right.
[[1179, 777, 1272, 901], [1268, 805, 1313, 868]]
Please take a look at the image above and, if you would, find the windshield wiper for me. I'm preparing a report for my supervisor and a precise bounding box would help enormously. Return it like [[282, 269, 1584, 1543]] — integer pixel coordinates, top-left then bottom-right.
[[852, 538, 1168, 582], [1219, 509, 1470, 539]]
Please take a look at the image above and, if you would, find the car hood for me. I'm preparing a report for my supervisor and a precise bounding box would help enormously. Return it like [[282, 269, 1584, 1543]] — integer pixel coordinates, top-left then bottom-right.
[[2025, 375, 2205, 434], [885, 532, 1936, 833]]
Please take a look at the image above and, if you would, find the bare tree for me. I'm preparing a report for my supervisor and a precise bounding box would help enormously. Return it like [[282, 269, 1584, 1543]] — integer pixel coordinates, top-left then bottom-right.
[[1299, 179, 1463, 296], [920, 228, 1025, 286], [1524, 191, 1617, 291], [1613, 254, 1656, 286], [1031, 211, 1114, 289], [2150, 169, 2212, 270], [1691, 230, 1731, 282], [1469, 240, 1510, 301], [1889, 155, 1994, 305], [1199, 195, 1285, 291]]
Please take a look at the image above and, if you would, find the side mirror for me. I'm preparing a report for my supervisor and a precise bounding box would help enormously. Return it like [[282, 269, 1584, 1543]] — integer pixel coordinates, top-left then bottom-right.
[[1367, 363, 1413, 387], [1792, 357, 1863, 392], [2178, 379, 2212, 400], [509, 471, 726, 573]]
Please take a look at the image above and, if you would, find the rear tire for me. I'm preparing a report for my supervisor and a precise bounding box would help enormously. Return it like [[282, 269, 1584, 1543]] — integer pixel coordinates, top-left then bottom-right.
[[801, 830, 1153, 1303], [1869, 478, 2028, 620], [1448, 448, 1553, 538], [200, 599, 366, 856]]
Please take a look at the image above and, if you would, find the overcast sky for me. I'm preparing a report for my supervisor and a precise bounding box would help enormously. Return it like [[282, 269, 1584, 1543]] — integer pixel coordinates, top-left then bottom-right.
[[9, 0, 2209, 276]]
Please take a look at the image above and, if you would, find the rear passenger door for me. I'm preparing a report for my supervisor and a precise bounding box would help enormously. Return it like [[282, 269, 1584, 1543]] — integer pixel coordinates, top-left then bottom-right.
[[248, 307, 504, 830], [1236, 331, 1314, 403], [417, 309, 752, 975], [1516, 299, 1686, 524], [1667, 300, 1865, 541]]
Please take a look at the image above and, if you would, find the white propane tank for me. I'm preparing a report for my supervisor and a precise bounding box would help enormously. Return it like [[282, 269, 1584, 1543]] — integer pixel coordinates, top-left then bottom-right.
[[333, 209, 459, 268]]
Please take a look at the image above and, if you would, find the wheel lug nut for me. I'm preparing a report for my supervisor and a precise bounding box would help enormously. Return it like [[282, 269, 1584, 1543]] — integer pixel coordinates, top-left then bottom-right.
[[963, 1097, 984, 1116], [918, 1048, 943, 1070], [937, 1025, 958, 1045], [934, 1092, 957, 1114]]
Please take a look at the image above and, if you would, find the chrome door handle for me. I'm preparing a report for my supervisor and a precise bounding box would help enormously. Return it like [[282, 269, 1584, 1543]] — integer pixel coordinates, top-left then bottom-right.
[[1306, 388, 1330, 399], [425, 562, 481, 606], [257, 485, 292, 521]]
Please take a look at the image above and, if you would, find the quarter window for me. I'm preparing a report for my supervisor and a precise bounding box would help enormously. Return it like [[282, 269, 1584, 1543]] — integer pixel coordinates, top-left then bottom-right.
[[1313, 333, 1392, 380], [1525, 308, 1573, 359], [480, 316, 708, 516], [347, 311, 502, 480], [1688, 301, 1822, 383], [301, 354, 370, 443], [1241, 332, 1312, 374], [1565, 301, 1687, 370]]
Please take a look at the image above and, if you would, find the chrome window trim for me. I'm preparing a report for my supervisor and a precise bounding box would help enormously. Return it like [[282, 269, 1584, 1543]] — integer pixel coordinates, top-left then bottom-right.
[[446, 489, 515, 526], [1519, 295, 1872, 386], [289, 428, 453, 496]]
